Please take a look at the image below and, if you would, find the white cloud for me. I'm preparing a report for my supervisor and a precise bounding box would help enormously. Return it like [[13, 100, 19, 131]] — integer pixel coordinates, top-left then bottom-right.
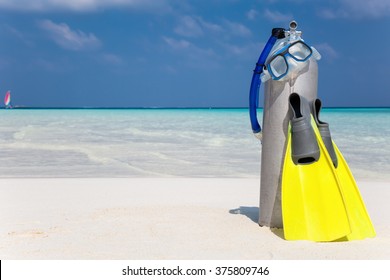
[[223, 20, 252, 37], [317, 9, 339, 19], [163, 36, 191, 50], [163, 36, 218, 69], [163, 36, 215, 58], [222, 42, 262, 58], [101, 53, 123, 65], [174, 16, 204, 38], [247, 9, 259, 20], [319, 0, 390, 19], [173, 14, 252, 40], [197, 17, 223, 33], [264, 9, 293, 22], [172, 15, 250, 41], [3, 24, 34, 46], [174, 15, 223, 38], [0, 0, 170, 12], [33, 58, 60, 71], [38, 20, 101, 51], [315, 43, 339, 61]]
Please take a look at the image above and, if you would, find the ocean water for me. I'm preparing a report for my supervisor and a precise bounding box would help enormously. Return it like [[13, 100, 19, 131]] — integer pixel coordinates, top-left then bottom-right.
[[0, 108, 389, 180]]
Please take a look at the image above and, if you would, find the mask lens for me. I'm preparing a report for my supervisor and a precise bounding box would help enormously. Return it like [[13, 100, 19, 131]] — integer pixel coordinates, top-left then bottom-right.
[[289, 42, 312, 61], [269, 55, 287, 78]]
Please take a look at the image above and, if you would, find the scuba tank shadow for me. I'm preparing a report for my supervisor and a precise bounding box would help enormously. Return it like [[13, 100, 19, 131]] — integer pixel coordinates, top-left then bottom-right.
[[229, 206, 259, 223], [270, 228, 285, 240], [229, 206, 286, 240]]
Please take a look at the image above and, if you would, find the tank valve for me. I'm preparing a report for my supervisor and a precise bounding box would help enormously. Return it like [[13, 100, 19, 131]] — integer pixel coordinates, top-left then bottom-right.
[[289, 20, 297, 31], [285, 20, 302, 41]]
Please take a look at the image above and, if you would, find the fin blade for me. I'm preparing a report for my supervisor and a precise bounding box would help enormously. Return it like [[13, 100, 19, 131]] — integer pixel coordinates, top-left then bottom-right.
[[333, 144, 376, 240], [311, 97, 375, 240], [282, 122, 351, 241]]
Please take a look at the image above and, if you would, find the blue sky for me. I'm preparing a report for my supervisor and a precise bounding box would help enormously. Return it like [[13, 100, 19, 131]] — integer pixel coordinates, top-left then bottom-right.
[[0, 0, 389, 107]]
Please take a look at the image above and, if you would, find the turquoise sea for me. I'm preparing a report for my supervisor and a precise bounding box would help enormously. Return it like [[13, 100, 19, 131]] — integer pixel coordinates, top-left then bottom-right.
[[0, 108, 389, 180]]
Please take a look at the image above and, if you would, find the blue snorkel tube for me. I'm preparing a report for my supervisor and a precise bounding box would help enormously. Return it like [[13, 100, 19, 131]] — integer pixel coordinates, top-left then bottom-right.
[[249, 28, 285, 140]]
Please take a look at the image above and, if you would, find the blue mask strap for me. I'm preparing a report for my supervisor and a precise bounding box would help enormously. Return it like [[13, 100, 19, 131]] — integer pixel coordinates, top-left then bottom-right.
[[249, 28, 285, 134]]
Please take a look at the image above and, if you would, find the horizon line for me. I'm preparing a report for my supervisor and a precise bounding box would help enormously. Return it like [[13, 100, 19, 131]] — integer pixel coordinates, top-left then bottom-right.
[[1, 106, 390, 110]]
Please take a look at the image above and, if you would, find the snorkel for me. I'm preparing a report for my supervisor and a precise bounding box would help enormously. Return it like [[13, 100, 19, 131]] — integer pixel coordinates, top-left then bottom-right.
[[249, 21, 321, 140], [249, 27, 285, 139]]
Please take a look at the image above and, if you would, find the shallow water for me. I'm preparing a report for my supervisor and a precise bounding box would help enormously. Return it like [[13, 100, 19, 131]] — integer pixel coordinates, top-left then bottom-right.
[[0, 108, 389, 180]]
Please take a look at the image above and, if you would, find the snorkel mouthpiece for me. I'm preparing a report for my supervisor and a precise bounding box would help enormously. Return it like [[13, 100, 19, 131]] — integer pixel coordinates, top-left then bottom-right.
[[272, 27, 286, 39]]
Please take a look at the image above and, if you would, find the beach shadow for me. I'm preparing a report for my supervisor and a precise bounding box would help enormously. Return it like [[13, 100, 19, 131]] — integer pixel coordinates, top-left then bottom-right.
[[229, 206, 259, 223], [270, 227, 285, 240], [229, 206, 286, 240]]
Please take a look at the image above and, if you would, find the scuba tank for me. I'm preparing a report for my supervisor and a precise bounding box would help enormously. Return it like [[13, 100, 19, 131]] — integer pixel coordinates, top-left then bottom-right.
[[249, 21, 321, 228]]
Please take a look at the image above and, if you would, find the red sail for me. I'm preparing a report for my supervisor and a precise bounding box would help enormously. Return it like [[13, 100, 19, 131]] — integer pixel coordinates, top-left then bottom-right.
[[4, 90, 11, 106]]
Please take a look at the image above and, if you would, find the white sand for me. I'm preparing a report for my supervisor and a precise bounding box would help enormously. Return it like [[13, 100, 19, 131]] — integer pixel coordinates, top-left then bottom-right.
[[0, 178, 388, 259]]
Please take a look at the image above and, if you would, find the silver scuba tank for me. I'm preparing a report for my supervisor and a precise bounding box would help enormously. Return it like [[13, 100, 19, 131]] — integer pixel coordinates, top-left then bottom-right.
[[258, 21, 320, 228]]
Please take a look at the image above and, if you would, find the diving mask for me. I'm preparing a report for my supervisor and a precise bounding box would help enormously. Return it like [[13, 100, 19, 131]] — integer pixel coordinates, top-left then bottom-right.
[[260, 40, 321, 82]]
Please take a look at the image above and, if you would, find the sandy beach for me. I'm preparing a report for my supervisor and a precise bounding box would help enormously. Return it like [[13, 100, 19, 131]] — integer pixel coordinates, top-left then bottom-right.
[[0, 178, 388, 259]]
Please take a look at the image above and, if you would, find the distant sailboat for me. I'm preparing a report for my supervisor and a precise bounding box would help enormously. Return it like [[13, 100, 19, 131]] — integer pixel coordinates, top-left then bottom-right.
[[4, 90, 12, 109]]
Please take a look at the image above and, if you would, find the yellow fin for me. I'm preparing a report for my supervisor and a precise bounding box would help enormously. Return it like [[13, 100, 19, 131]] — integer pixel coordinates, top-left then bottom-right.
[[282, 117, 351, 241], [331, 144, 376, 240]]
